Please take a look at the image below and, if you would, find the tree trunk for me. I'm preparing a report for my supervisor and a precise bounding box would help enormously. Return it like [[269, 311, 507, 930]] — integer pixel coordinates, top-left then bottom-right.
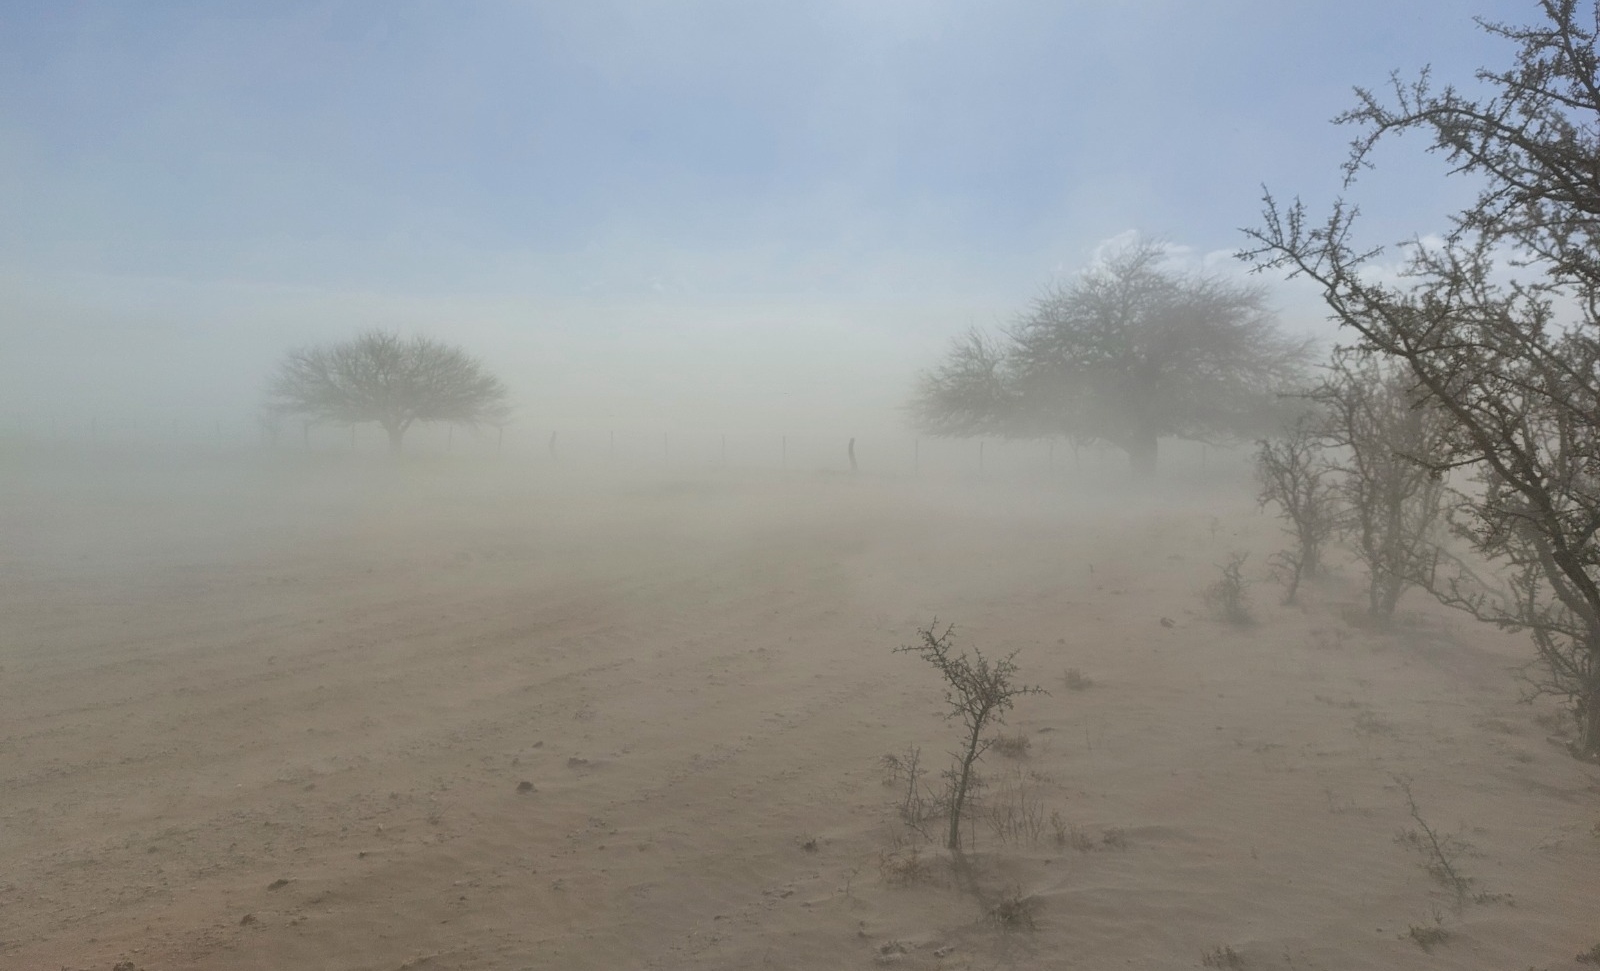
[[948, 727, 983, 852], [384, 423, 405, 455], [1375, 574, 1405, 620]]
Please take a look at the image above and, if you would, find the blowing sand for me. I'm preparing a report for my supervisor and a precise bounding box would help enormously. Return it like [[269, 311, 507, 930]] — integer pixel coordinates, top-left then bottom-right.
[[3, 451, 1597, 970]]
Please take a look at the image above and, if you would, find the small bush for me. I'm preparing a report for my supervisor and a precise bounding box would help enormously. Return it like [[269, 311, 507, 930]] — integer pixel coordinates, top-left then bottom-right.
[[1393, 776, 1473, 909], [883, 746, 940, 831], [988, 886, 1037, 930], [878, 844, 939, 887], [1407, 924, 1450, 953], [1063, 667, 1094, 690], [1204, 552, 1253, 625], [1256, 414, 1340, 604], [991, 732, 1032, 758], [1201, 944, 1244, 968], [984, 769, 1046, 845]]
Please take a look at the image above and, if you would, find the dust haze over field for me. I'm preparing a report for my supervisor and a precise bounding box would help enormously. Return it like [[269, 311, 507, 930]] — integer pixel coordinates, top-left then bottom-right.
[[5, 449, 1597, 970], [4, 2, 1600, 970]]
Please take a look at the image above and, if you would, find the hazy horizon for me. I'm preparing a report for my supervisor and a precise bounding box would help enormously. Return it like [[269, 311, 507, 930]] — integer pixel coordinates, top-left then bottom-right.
[[0, 1, 1528, 440]]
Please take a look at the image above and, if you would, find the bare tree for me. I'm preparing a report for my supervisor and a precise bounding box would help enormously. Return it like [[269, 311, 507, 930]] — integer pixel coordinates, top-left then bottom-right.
[[1243, 0, 1600, 756], [267, 331, 510, 455], [1313, 354, 1451, 620], [913, 240, 1313, 475], [1255, 411, 1340, 604]]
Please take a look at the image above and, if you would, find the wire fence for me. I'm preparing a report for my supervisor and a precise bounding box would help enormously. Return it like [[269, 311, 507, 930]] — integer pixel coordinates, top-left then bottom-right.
[[1, 414, 1250, 482]]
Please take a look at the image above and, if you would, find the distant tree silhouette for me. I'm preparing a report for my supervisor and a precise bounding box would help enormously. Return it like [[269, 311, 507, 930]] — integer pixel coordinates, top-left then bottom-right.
[[912, 240, 1313, 475], [267, 330, 509, 455]]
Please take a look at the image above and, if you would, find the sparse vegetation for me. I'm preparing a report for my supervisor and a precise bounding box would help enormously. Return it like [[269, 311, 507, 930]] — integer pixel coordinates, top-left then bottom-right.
[[1204, 552, 1253, 625], [983, 768, 1048, 845], [1201, 944, 1245, 968], [1393, 776, 1474, 910], [1049, 809, 1070, 849], [1256, 412, 1340, 603], [896, 620, 1047, 852], [877, 843, 939, 888], [881, 746, 942, 838], [1245, 0, 1600, 757], [1407, 922, 1450, 953], [1067, 821, 1096, 853], [991, 731, 1032, 758], [988, 885, 1038, 930], [1310, 354, 1448, 621], [1354, 709, 1395, 737]]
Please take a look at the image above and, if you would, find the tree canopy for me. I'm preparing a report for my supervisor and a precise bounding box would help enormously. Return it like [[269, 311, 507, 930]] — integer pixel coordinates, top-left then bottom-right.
[[267, 330, 510, 454], [912, 240, 1314, 474]]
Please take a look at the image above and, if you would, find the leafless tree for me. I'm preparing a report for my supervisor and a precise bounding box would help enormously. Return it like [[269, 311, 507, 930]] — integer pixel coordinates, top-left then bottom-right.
[[1243, 0, 1600, 756], [913, 240, 1313, 475], [267, 331, 510, 455], [1255, 411, 1340, 604], [1312, 354, 1451, 620]]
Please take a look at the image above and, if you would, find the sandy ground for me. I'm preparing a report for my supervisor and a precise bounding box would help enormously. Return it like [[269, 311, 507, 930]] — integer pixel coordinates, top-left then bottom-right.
[[2, 449, 1597, 970]]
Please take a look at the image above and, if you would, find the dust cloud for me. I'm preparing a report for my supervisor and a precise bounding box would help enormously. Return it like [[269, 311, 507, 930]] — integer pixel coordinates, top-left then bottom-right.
[[3, 2, 1597, 968], [3, 439, 1594, 969]]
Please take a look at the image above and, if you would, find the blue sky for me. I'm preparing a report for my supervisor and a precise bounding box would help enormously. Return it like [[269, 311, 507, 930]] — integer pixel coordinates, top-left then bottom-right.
[[0, 1, 1534, 436]]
